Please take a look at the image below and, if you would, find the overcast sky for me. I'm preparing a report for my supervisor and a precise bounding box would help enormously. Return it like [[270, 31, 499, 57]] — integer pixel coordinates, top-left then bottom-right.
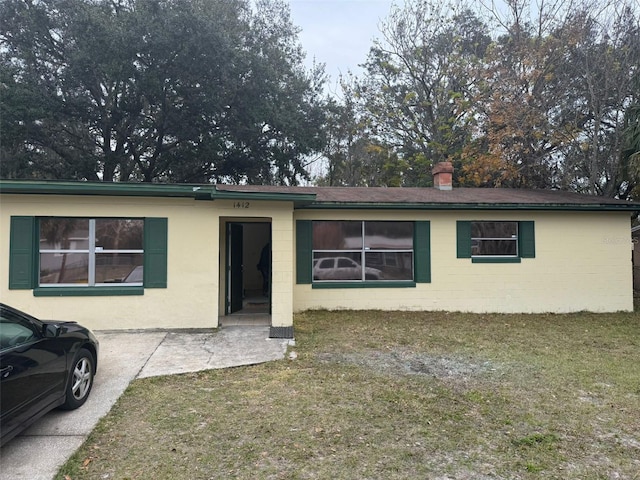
[[288, 0, 396, 88]]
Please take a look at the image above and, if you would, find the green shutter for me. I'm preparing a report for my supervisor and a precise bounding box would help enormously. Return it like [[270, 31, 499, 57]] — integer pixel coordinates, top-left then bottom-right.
[[456, 221, 472, 258], [296, 220, 312, 284], [9, 216, 36, 289], [518, 221, 535, 258], [144, 218, 168, 288], [414, 221, 431, 283]]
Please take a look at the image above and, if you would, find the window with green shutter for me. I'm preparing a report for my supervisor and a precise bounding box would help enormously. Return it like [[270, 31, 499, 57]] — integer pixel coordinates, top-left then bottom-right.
[[457, 220, 535, 263], [8, 216, 168, 295]]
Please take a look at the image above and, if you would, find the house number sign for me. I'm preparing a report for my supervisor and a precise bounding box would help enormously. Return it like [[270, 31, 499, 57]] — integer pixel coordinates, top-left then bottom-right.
[[233, 201, 250, 209]]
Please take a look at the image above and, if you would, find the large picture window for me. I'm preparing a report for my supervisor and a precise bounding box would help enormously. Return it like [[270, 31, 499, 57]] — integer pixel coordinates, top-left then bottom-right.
[[39, 218, 144, 286], [9, 216, 167, 294], [311, 221, 414, 282]]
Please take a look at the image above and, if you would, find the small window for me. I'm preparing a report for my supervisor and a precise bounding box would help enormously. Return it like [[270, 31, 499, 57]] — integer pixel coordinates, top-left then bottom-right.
[[457, 220, 535, 262], [471, 221, 518, 257]]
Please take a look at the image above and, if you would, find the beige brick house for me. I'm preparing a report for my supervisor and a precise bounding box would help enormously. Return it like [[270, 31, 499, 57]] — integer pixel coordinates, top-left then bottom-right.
[[2, 165, 638, 336]]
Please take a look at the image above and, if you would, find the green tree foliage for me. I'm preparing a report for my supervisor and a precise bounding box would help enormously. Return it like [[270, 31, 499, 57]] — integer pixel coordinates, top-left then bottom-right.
[[318, 76, 404, 187], [323, 0, 640, 198], [0, 0, 325, 184], [460, 1, 594, 189], [352, 0, 492, 187]]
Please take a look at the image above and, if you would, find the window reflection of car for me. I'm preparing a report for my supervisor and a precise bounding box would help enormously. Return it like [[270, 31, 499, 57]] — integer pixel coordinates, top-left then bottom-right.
[[313, 257, 383, 281], [122, 265, 143, 283], [104, 265, 143, 284]]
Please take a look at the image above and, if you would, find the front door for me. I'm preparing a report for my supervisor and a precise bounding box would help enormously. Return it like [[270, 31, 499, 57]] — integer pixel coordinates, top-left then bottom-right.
[[227, 223, 244, 314]]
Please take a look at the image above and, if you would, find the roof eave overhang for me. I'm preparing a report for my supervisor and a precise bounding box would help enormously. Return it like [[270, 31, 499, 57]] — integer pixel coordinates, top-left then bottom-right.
[[0, 181, 317, 205], [212, 188, 316, 206], [0, 181, 210, 198], [2, 182, 638, 211], [299, 202, 640, 212]]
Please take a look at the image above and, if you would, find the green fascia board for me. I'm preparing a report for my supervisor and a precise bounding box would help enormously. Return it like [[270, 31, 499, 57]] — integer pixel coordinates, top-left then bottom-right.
[[0, 181, 317, 204], [212, 189, 316, 205], [1, 180, 211, 198], [298, 202, 640, 212]]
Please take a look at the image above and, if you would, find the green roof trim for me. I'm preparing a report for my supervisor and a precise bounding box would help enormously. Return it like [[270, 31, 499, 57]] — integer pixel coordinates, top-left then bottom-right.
[[1, 180, 209, 198], [0, 180, 316, 204], [213, 189, 316, 204]]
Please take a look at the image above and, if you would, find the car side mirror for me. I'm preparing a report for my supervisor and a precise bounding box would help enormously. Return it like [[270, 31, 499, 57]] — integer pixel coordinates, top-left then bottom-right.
[[44, 324, 61, 338]]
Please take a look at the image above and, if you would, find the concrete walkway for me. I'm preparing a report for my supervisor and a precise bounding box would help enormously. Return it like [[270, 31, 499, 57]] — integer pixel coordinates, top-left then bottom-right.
[[0, 326, 291, 480]]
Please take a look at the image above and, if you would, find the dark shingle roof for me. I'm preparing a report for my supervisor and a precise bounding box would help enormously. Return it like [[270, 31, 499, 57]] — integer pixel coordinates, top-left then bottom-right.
[[215, 185, 640, 210], [2, 179, 638, 211]]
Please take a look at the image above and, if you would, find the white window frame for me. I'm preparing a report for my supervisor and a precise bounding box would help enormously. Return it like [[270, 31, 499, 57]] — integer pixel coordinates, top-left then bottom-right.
[[312, 220, 414, 282], [470, 221, 519, 258], [39, 218, 144, 287]]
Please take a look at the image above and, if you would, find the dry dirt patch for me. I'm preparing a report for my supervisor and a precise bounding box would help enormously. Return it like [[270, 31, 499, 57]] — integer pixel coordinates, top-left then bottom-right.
[[316, 349, 501, 382]]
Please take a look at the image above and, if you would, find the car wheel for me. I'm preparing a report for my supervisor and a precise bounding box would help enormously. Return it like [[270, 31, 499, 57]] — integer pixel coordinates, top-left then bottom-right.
[[60, 348, 95, 410]]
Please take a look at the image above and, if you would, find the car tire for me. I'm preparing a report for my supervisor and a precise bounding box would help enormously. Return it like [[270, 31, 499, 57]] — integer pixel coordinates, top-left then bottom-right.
[[60, 348, 95, 410]]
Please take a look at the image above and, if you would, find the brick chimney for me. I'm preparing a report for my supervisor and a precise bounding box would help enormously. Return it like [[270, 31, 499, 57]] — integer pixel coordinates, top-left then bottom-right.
[[432, 161, 454, 190]]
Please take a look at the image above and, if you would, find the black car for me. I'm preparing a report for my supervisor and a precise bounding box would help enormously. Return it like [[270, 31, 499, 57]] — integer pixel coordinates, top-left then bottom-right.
[[0, 303, 99, 446]]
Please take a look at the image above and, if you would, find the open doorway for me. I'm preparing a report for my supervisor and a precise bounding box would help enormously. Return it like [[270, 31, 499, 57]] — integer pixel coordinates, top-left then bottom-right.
[[225, 221, 271, 316]]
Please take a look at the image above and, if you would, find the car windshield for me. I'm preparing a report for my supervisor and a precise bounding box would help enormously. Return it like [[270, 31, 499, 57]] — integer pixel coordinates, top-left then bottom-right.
[[0, 309, 37, 350]]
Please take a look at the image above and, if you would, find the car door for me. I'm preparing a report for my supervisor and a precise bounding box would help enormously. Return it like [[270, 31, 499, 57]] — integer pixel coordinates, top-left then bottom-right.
[[0, 308, 67, 439], [337, 257, 361, 280], [313, 258, 334, 280]]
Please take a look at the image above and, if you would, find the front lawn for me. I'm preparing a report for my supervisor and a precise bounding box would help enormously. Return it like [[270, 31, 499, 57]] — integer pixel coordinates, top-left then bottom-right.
[[58, 311, 640, 479]]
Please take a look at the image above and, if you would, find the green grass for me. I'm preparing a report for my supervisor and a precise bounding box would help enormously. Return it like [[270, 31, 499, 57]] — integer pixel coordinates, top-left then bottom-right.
[[57, 311, 640, 479]]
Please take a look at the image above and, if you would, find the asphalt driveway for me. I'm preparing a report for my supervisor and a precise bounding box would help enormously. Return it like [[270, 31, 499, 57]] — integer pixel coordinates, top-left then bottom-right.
[[0, 327, 291, 480]]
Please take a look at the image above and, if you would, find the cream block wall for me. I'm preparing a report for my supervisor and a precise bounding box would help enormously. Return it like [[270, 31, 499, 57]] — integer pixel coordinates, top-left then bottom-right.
[[270, 208, 294, 327], [2, 193, 633, 331], [293, 210, 634, 313], [1, 194, 220, 330]]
